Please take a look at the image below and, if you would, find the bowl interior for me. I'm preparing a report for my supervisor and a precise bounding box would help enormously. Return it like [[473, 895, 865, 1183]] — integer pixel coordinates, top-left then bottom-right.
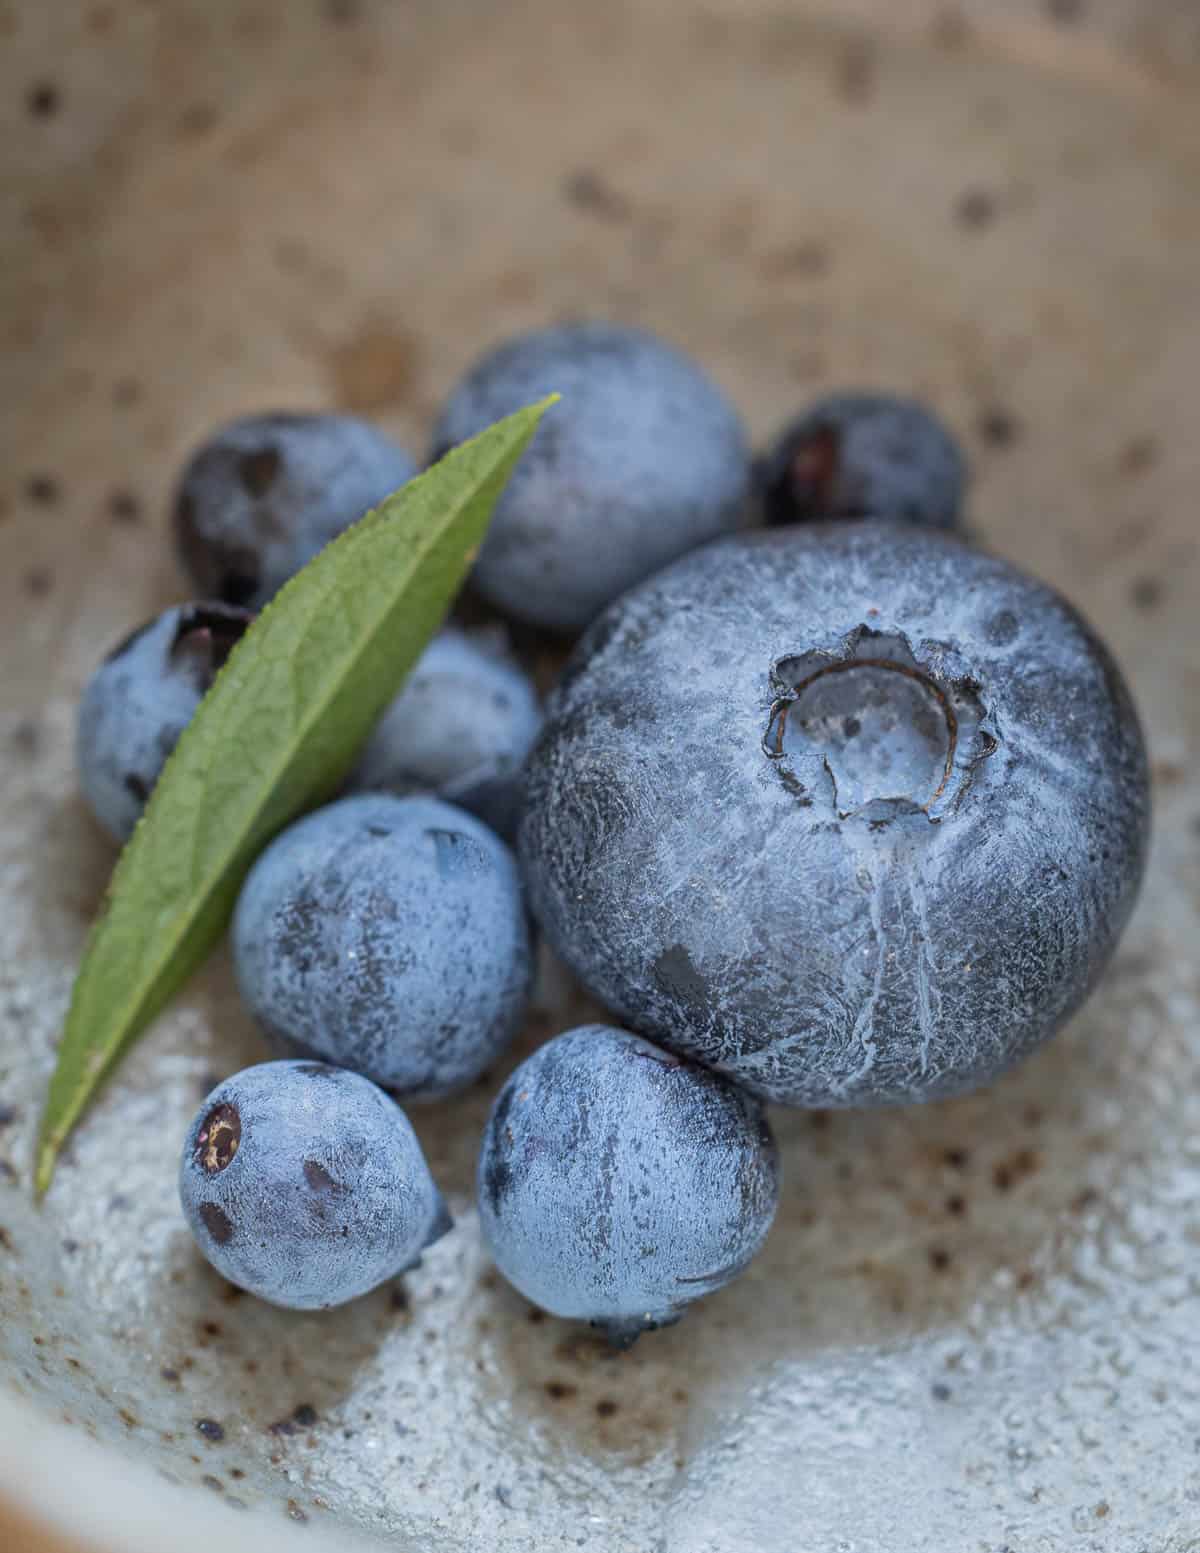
[[2, 2, 1199, 1549]]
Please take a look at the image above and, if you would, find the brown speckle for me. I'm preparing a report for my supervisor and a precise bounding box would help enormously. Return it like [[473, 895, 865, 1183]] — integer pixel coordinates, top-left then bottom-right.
[[945, 1194, 967, 1217], [230, 1468, 245, 1480], [24, 567, 53, 597], [112, 378, 141, 408], [943, 1146, 969, 1170], [1015, 1267, 1037, 1291], [199, 1320, 222, 1340], [977, 407, 1020, 447], [196, 1418, 225, 1443], [27, 82, 60, 120], [286, 1500, 308, 1524], [1119, 436, 1157, 475], [955, 189, 996, 230], [177, 103, 217, 139], [108, 489, 141, 524], [544, 1380, 577, 1402], [1046, 0, 1085, 21], [1094, 1501, 1110, 1518], [928, 1246, 951, 1272], [390, 1286, 410, 1314], [595, 1399, 619, 1418], [836, 40, 876, 104], [1129, 576, 1164, 612], [325, 0, 361, 21], [328, 323, 420, 411], [0, 1227, 12, 1253], [563, 169, 630, 222], [119, 1409, 139, 1429], [202, 1475, 224, 1493], [760, 242, 830, 280], [25, 474, 59, 506], [992, 1147, 1039, 1192], [1071, 1186, 1100, 1213], [527, 1307, 546, 1325], [160, 1367, 180, 1384]]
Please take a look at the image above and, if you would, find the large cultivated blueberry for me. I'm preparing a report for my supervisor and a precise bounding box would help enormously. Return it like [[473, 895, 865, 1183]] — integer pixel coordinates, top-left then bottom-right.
[[77, 602, 253, 842], [234, 794, 532, 1100], [519, 524, 1150, 1107], [477, 1025, 778, 1345], [349, 628, 542, 839], [179, 1061, 450, 1309], [174, 411, 416, 608], [429, 322, 750, 632], [759, 392, 966, 531]]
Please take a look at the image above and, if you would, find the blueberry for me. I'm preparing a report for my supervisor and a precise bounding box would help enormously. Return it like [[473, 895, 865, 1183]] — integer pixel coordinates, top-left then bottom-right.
[[477, 1025, 778, 1345], [174, 412, 416, 608], [759, 392, 966, 530], [76, 602, 253, 842], [429, 322, 750, 632], [519, 523, 1150, 1107], [234, 794, 532, 1100], [179, 1060, 450, 1309], [349, 628, 542, 839]]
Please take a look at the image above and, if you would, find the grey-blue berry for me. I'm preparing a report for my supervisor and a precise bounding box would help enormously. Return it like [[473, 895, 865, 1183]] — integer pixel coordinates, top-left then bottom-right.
[[349, 628, 542, 839], [234, 794, 532, 1100], [429, 322, 750, 632], [174, 411, 416, 608], [179, 1061, 450, 1310], [760, 392, 966, 530], [520, 523, 1150, 1108], [477, 1026, 778, 1346], [77, 602, 252, 842]]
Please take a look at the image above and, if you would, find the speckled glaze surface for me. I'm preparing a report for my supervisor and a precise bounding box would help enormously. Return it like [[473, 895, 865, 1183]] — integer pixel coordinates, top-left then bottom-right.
[[1, 2, 1199, 1551]]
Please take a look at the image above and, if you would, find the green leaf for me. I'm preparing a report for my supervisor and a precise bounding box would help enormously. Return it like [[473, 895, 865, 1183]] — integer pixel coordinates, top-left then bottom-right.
[[36, 396, 557, 1196]]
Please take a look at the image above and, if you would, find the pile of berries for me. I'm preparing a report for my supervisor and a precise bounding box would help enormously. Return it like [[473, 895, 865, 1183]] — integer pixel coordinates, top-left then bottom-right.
[[77, 322, 1150, 1343]]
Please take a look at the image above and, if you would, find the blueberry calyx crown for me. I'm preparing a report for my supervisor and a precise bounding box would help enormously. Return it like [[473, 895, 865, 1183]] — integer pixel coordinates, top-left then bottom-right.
[[763, 624, 999, 824]]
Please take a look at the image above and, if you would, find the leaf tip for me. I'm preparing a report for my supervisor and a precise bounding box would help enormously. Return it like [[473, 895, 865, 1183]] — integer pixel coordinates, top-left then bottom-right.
[[34, 1141, 57, 1200]]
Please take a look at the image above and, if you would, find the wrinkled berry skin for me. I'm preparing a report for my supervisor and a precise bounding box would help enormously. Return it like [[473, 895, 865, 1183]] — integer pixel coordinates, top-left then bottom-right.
[[429, 322, 750, 632], [174, 412, 416, 608], [759, 392, 966, 531], [234, 795, 532, 1100], [349, 628, 542, 839], [76, 602, 252, 842], [477, 1026, 778, 1345], [179, 1061, 450, 1310], [520, 524, 1150, 1108]]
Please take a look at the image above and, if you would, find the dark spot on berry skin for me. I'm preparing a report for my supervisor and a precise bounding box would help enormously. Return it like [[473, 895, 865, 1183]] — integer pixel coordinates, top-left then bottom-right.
[[595, 1399, 619, 1418], [25, 474, 59, 506], [955, 189, 995, 230], [985, 609, 1020, 646], [196, 1103, 241, 1173], [928, 1246, 951, 1272], [296, 1063, 341, 1080], [195, 1419, 225, 1443], [123, 772, 151, 803], [654, 942, 708, 1005], [1129, 576, 1164, 612], [303, 1159, 342, 1194], [198, 1203, 235, 1244], [977, 407, 1020, 447], [109, 489, 141, 524], [563, 169, 630, 222], [931, 1382, 952, 1401], [238, 447, 282, 499], [27, 83, 60, 120], [544, 1380, 577, 1402]]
